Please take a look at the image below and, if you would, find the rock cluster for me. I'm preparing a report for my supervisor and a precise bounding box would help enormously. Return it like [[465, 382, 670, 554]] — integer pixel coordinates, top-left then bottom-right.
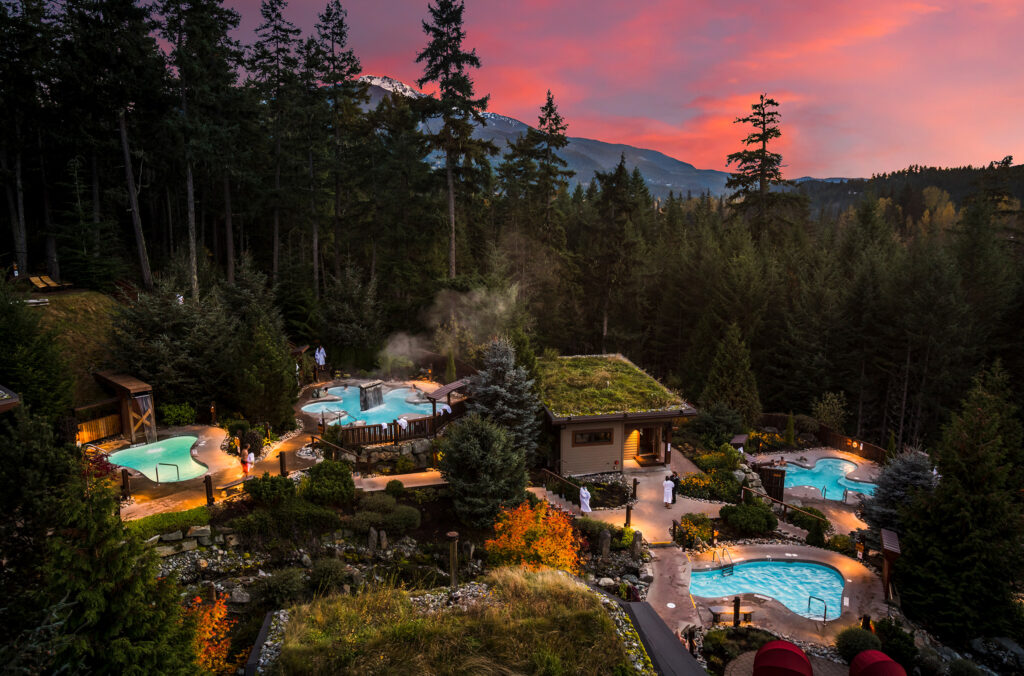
[[597, 595, 656, 674], [255, 609, 290, 674], [409, 582, 492, 614]]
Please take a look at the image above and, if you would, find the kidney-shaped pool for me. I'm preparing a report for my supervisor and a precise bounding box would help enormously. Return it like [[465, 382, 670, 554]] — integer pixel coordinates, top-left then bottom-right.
[[689, 560, 844, 620], [108, 436, 208, 483]]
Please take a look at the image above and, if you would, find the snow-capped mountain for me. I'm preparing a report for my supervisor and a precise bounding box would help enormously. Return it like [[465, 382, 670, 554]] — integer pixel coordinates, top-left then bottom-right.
[[359, 74, 731, 197]]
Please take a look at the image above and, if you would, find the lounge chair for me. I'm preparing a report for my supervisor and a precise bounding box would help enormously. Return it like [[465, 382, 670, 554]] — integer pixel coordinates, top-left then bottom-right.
[[29, 276, 49, 290], [40, 275, 72, 288]]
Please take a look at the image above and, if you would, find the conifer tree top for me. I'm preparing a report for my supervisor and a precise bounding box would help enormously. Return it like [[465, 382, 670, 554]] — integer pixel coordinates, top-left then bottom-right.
[[536, 354, 690, 418]]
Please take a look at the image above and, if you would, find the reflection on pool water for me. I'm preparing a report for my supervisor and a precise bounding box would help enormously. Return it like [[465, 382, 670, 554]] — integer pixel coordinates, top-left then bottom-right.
[[784, 458, 876, 501], [300, 386, 432, 426], [690, 560, 844, 620], [108, 436, 207, 483]]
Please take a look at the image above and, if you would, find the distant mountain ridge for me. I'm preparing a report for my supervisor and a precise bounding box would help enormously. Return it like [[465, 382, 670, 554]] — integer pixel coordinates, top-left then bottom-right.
[[359, 74, 732, 198]]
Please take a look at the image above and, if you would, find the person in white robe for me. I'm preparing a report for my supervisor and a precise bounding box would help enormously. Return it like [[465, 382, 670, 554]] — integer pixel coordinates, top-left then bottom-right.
[[579, 486, 592, 514], [663, 476, 674, 509]]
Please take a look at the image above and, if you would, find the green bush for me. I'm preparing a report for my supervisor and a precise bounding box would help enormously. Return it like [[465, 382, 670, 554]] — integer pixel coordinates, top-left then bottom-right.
[[720, 502, 777, 536], [253, 567, 305, 608], [303, 460, 355, 506], [946, 659, 985, 676], [806, 519, 827, 547], [692, 403, 744, 449], [349, 511, 384, 534], [875, 618, 917, 670], [834, 626, 881, 663], [793, 414, 819, 433], [245, 473, 295, 507], [694, 448, 739, 473], [240, 429, 264, 458], [309, 558, 352, 594], [159, 402, 196, 427], [385, 479, 405, 499], [231, 498, 341, 540], [617, 526, 635, 549], [789, 506, 833, 533], [674, 513, 713, 547], [394, 455, 415, 474], [223, 417, 251, 438], [701, 627, 777, 676], [826, 534, 856, 556], [784, 413, 795, 446], [360, 492, 397, 513], [125, 506, 210, 541], [381, 505, 421, 533]]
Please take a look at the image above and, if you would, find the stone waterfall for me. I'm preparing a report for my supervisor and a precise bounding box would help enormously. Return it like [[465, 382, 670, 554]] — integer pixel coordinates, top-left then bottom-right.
[[359, 380, 384, 410]]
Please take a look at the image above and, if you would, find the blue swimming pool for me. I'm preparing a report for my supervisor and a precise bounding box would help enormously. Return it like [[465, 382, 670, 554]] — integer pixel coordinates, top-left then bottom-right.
[[301, 386, 432, 426], [108, 436, 207, 483], [784, 458, 876, 501], [690, 560, 844, 620]]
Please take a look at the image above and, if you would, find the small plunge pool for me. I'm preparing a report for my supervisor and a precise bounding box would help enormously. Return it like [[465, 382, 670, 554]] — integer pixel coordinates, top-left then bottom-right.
[[108, 436, 207, 483], [690, 560, 844, 620]]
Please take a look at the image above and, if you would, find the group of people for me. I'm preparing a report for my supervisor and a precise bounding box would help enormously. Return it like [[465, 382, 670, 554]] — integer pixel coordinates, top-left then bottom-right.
[[662, 471, 682, 508]]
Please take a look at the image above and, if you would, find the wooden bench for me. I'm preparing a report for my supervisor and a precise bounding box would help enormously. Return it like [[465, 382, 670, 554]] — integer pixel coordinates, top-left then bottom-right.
[[217, 475, 256, 497], [708, 605, 755, 623]]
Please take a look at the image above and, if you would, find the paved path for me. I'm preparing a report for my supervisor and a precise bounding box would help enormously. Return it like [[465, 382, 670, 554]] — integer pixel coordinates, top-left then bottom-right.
[[726, 650, 847, 676], [358, 470, 445, 492]]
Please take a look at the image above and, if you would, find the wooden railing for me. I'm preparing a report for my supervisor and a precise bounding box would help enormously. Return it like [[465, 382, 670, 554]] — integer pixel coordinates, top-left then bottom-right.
[[539, 468, 581, 507], [319, 398, 469, 447], [740, 485, 831, 525]]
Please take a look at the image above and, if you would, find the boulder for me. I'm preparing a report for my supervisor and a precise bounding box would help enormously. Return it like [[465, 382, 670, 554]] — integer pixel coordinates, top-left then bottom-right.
[[198, 535, 213, 546], [160, 530, 183, 542], [639, 564, 654, 583], [732, 470, 746, 484], [598, 530, 612, 559], [145, 534, 161, 546], [155, 539, 197, 557], [622, 574, 640, 585], [186, 525, 211, 538], [630, 530, 643, 560], [300, 552, 313, 568], [213, 534, 224, 544], [224, 534, 241, 547], [598, 577, 616, 588], [368, 526, 378, 555], [230, 587, 251, 604], [378, 530, 388, 551]]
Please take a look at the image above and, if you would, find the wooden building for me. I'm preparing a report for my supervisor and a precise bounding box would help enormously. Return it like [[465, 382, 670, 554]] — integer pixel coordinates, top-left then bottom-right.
[[90, 372, 157, 444], [0, 384, 20, 415], [537, 354, 697, 476]]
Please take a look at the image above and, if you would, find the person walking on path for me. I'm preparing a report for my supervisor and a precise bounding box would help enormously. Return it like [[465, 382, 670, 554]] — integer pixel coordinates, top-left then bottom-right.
[[241, 442, 252, 476], [579, 486, 592, 515], [314, 342, 327, 381], [663, 475, 674, 509], [246, 449, 256, 475]]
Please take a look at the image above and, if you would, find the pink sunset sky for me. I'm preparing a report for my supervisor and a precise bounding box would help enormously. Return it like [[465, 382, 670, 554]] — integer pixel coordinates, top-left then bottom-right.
[[229, 0, 1024, 178]]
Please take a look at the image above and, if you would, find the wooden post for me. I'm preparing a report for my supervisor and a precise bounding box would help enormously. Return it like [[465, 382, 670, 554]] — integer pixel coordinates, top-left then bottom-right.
[[279, 451, 288, 477], [733, 596, 741, 627], [205, 475, 214, 506], [632, 477, 639, 500], [121, 469, 131, 500], [447, 531, 459, 588], [687, 628, 696, 655], [671, 519, 679, 540], [625, 503, 632, 528]]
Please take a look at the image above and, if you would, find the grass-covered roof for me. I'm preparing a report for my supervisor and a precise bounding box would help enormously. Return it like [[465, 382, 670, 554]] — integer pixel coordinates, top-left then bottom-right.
[[537, 354, 683, 417]]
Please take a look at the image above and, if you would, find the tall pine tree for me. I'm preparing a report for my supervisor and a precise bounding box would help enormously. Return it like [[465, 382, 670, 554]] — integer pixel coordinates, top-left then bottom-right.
[[468, 338, 541, 465], [700, 322, 763, 427]]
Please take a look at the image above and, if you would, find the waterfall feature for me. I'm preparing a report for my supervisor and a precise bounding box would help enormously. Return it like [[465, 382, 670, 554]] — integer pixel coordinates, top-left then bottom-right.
[[359, 381, 384, 411]]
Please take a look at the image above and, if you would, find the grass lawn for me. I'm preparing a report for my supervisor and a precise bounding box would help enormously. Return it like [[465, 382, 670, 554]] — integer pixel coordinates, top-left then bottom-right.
[[36, 290, 119, 405], [276, 567, 638, 675], [537, 354, 682, 417]]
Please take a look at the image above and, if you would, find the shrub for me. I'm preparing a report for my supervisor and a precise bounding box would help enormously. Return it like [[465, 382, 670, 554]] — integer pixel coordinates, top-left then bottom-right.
[[309, 558, 351, 594], [244, 473, 294, 507], [349, 511, 384, 534], [485, 502, 581, 572], [827, 534, 856, 556], [784, 413, 795, 446], [394, 455, 415, 474], [240, 429, 264, 458], [812, 391, 848, 433], [674, 512, 713, 548], [381, 505, 421, 533], [694, 447, 739, 473], [253, 568, 305, 608], [701, 627, 777, 676], [303, 460, 355, 506], [789, 506, 832, 533], [183, 593, 238, 675], [946, 659, 986, 676], [794, 414, 819, 433], [126, 506, 210, 541], [720, 503, 777, 536], [834, 626, 881, 663], [875, 618, 917, 670], [806, 519, 827, 547], [691, 403, 743, 449], [617, 527, 635, 550], [231, 499, 341, 540], [160, 402, 196, 427], [223, 418, 251, 439], [360, 492, 397, 513], [575, 517, 616, 549], [385, 479, 405, 499]]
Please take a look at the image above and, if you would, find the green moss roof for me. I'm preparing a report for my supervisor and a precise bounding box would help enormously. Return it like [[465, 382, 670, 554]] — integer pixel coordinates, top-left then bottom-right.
[[537, 354, 682, 417]]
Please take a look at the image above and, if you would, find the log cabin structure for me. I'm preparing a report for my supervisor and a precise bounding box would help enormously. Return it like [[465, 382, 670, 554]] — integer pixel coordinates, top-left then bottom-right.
[[537, 354, 697, 476]]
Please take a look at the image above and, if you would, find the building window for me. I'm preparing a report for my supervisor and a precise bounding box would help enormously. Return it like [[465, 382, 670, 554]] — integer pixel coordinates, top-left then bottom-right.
[[572, 428, 613, 446]]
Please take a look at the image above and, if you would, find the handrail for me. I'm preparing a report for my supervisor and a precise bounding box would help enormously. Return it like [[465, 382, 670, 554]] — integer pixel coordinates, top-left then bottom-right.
[[808, 595, 827, 620], [740, 486, 831, 525], [822, 484, 827, 500], [155, 462, 180, 483], [539, 468, 581, 505]]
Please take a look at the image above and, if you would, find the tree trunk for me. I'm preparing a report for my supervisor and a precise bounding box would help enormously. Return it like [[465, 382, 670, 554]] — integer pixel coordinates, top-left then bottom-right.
[[38, 134, 59, 279], [224, 175, 234, 285], [272, 135, 281, 284], [1, 148, 27, 272], [185, 160, 199, 299], [119, 110, 153, 289], [446, 152, 456, 279], [309, 149, 319, 298], [165, 187, 174, 259], [91, 153, 101, 256]]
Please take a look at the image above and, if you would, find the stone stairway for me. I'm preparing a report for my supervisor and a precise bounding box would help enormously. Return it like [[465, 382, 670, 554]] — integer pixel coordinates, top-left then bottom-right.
[[526, 486, 579, 517]]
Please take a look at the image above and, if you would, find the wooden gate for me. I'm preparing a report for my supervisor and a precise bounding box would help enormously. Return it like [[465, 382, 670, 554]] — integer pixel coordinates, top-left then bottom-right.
[[755, 466, 787, 503]]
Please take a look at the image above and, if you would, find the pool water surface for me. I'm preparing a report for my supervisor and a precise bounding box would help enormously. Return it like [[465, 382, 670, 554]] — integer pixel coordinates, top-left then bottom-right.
[[108, 436, 207, 483], [300, 386, 432, 426], [784, 457, 876, 501], [690, 560, 844, 620]]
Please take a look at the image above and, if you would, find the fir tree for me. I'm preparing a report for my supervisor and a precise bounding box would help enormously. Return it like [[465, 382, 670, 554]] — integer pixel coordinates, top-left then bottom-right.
[[468, 338, 541, 465], [700, 323, 762, 427], [416, 0, 495, 278], [897, 365, 1024, 643], [860, 451, 935, 546], [438, 414, 527, 527]]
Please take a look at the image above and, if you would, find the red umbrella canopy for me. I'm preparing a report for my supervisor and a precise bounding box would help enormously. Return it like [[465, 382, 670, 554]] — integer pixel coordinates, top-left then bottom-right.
[[753, 640, 814, 676], [849, 650, 907, 676]]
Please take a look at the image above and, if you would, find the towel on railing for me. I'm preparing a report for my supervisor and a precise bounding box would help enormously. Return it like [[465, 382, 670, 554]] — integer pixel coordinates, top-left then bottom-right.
[[396, 418, 409, 430], [439, 403, 452, 415], [380, 422, 388, 431]]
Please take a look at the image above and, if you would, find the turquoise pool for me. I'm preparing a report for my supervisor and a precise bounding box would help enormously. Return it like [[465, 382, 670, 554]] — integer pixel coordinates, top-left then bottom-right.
[[301, 386, 432, 426], [784, 458, 876, 501], [108, 436, 207, 483], [690, 560, 844, 620]]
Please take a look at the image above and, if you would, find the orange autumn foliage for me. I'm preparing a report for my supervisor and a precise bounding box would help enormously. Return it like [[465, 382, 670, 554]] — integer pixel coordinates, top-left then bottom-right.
[[485, 501, 581, 573], [184, 593, 241, 675]]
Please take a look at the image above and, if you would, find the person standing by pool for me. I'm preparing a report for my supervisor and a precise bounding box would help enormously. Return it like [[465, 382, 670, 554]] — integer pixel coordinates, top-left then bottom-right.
[[246, 448, 256, 475], [663, 475, 674, 509], [241, 441, 251, 476], [670, 471, 680, 504], [314, 342, 327, 381]]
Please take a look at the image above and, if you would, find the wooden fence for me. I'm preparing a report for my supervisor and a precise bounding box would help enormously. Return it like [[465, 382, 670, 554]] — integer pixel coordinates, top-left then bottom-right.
[[761, 413, 885, 464], [326, 399, 468, 447], [77, 413, 121, 444]]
